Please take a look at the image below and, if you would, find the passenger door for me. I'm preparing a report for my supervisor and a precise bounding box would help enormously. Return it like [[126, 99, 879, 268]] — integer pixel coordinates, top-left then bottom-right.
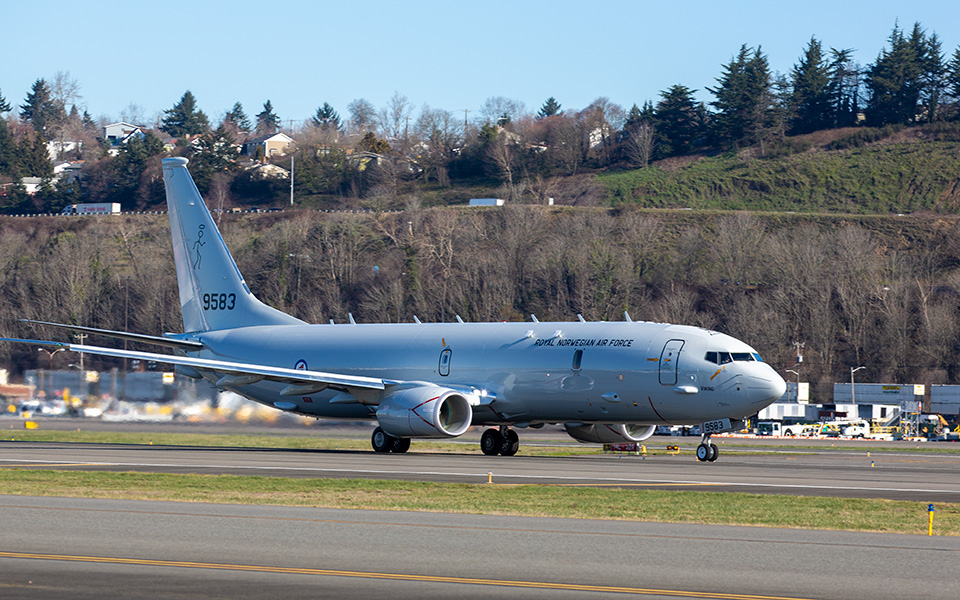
[[658, 339, 685, 385]]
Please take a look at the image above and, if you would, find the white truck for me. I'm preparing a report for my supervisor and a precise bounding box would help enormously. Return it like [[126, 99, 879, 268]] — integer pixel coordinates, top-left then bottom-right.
[[61, 203, 121, 215], [756, 421, 811, 437]]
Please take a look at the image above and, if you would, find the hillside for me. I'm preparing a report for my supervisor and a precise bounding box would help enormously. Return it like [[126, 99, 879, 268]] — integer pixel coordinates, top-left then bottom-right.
[[597, 125, 960, 214]]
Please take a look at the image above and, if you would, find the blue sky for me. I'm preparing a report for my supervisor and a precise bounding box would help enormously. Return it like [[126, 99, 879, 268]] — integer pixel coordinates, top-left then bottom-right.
[[2, 0, 958, 127]]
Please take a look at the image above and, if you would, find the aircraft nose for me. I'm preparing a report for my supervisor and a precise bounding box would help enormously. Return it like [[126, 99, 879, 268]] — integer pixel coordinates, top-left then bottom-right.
[[768, 372, 787, 402], [745, 369, 787, 406]]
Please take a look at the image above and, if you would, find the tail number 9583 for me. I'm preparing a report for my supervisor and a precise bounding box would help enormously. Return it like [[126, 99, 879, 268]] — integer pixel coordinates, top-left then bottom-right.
[[203, 293, 236, 311]]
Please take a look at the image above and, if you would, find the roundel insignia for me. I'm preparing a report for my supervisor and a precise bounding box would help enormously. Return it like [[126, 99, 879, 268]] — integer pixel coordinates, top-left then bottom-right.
[[295, 359, 308, 370]]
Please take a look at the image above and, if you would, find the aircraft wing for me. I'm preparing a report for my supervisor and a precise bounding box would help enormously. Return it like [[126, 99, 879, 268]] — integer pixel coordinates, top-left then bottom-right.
[[1, 337, 388, 391]]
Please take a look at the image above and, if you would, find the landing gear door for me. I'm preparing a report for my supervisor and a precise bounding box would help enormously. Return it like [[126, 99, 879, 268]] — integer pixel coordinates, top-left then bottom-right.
[[659, 339, 685, 385]]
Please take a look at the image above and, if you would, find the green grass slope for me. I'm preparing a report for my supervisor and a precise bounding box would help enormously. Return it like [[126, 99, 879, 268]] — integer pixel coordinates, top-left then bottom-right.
[[599, 136, 960, 214]]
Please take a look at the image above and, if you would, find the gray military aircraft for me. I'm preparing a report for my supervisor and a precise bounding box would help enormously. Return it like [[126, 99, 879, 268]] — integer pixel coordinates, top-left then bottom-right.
[[5, 157, 785, 461]]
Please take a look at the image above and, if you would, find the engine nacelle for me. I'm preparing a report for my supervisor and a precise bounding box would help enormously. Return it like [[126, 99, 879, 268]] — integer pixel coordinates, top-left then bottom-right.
[[376, 385, 472, 438], [564, 423, 657, 444]]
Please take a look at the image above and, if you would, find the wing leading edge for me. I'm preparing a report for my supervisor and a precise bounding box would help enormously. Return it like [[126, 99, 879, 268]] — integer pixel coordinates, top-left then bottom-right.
[[0, 336, 388, 393]]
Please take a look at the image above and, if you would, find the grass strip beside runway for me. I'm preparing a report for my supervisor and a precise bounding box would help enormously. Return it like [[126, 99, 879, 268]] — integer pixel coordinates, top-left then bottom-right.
[[1, 430, 602, 456], [5, 429, 959, 455], [1, 469, 957, 536]]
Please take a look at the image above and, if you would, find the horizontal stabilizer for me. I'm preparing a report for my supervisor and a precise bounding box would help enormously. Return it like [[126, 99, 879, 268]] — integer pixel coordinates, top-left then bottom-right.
[[19, 319, 203, 350]]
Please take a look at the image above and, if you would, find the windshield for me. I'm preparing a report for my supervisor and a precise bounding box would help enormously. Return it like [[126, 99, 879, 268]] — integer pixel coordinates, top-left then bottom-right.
[[704, 351, 764, 364]]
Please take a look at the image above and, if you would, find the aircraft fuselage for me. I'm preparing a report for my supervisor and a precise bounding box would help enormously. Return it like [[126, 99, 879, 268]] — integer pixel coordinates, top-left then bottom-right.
[[187, 320, 782, 426]]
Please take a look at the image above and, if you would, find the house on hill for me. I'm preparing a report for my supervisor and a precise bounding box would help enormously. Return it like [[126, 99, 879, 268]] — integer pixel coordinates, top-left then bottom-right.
[[242, 132, 294, 160], [102, 122, 147, 156], [102, 122, 145, 144]]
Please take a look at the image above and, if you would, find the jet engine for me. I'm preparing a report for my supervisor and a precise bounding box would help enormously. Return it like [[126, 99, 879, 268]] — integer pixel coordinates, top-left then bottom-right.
[[564, 423, 656, 444], [376, 385, 472, 438]]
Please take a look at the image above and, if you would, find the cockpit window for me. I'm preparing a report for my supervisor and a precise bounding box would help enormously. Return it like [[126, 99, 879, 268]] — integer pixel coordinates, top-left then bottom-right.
[[705, 351, 762, 364]]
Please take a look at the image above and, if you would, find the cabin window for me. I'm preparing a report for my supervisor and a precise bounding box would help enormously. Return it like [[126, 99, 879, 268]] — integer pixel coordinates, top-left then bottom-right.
[[572, 349, 583, 371]]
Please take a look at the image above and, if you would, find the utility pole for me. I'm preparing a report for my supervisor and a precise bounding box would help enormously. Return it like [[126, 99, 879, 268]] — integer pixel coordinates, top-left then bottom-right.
[[290, 155, 294, 206], [792, 340, 804, 365]]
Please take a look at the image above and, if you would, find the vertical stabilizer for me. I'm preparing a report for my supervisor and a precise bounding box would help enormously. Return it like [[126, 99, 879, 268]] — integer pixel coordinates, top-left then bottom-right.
[[162, 157, 304, 333]]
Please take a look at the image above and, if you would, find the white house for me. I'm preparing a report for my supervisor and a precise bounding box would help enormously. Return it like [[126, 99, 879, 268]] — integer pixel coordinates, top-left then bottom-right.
[[242, 132, 294, 159], [102, 122, 145, 144]]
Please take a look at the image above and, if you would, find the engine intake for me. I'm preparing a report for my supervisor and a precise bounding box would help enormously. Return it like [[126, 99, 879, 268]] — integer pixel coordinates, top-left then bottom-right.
[[564, 423, 656, 444], [376, 385, 472, 438]]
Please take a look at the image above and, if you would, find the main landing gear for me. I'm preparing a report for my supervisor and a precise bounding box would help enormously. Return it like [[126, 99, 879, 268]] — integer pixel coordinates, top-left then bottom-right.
[[371, 427, 410, 453], [480, 427, 519, 456], [696, 433, 719, 462]]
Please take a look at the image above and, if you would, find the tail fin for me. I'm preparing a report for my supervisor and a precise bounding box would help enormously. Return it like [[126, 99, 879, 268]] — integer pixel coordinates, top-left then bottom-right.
[[162, 157, 304, 333]]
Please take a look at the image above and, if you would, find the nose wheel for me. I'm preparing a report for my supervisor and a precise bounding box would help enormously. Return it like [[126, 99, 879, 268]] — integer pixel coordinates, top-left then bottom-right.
[[696, 434, 719, 462]]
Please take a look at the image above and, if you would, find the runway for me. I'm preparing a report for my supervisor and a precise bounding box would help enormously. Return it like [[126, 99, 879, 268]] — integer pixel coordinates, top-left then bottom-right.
[[2, 495, 959, 600], [2, 439, 959, 501]]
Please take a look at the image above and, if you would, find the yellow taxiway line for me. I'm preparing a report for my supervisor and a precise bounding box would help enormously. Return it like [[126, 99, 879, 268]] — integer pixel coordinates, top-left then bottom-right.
[[0, 550, 819, 599]]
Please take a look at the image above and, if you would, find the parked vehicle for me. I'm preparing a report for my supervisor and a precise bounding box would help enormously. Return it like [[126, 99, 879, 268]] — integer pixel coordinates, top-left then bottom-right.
[[61, 203, 121, 215]]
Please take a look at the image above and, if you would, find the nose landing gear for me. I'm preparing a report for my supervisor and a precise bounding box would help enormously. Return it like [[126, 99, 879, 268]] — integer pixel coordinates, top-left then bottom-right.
[[696, 434, 719, 462]]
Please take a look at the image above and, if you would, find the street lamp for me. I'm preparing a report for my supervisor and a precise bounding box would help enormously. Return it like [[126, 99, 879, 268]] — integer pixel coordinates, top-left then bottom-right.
[[37, 348, 64, 399], [786, 369, 800, 403], [851, 366, 865, 404]]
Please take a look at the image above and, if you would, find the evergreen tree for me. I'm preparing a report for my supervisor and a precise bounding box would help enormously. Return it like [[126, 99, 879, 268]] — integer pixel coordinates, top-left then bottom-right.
[[537, 97, 562, 119], [789, 37, 833, 134], [161, 90, 210, 137], [709, 45, 773, 148], [623, 104, 644, 131], [188, 125, 239, 192], [948, 47, 960, 119], [921, 32, 948, 122], [225, 102, 251, 132], [19, 79, 61, 136], [357, 131, 391, 155], [311, 102, 341, 130], [0, 118, 16, 175], [109, 131, 165, 206], [0, 89, 11, 113], [654, 84, 701, 156], [826, 48, 860, 128], [864, 23, 924, 126], [81, 110, 97, 131], [255, 100, 280, 135], [17, 135, 54, 178]]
